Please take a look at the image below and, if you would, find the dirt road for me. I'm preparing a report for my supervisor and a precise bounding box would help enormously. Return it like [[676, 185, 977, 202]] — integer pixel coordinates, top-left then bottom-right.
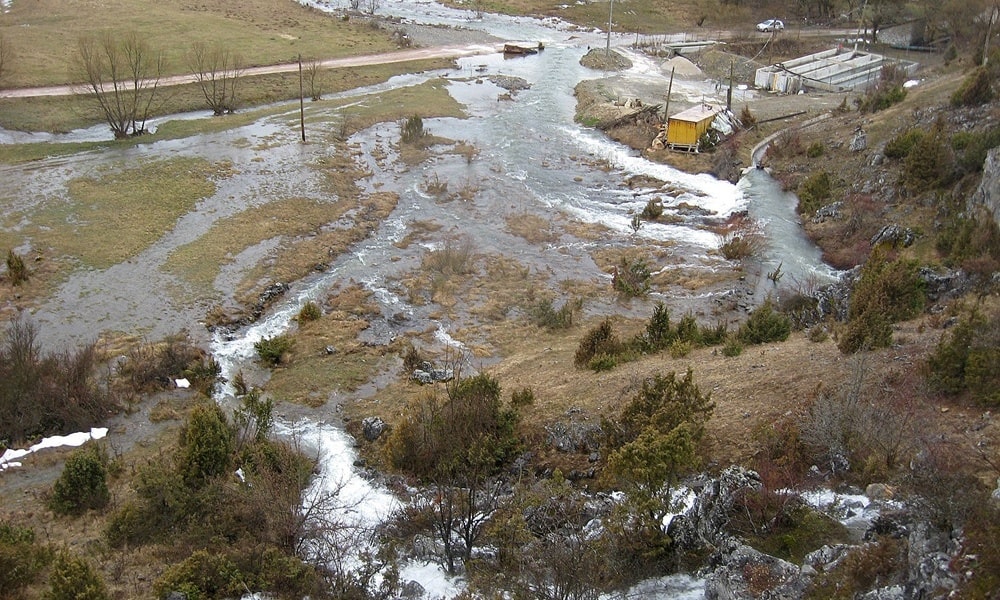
[[0, 43, 504, 99]]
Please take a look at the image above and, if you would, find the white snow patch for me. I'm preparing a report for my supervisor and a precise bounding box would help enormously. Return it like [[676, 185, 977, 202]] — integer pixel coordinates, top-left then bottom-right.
[[601, 573, 705, 599], [662, 486, 698, 530], [1, 427, 109, 471], [904, 79, 920, 88], [795, 488, 899, 529], [175, 377, 191, 388], [398, 561, 463, 599]]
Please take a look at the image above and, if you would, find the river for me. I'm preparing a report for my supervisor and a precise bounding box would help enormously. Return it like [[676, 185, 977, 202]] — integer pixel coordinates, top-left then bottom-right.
[[2, 0, 836, 596]]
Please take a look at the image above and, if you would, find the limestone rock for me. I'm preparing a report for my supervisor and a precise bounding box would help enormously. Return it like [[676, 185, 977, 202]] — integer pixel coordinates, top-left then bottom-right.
[[970, 146, 1000, 225], [362, 416, 388, 442]]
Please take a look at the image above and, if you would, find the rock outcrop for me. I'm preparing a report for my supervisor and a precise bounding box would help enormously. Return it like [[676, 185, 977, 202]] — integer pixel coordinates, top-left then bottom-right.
[[970, 146, 1000, 225]]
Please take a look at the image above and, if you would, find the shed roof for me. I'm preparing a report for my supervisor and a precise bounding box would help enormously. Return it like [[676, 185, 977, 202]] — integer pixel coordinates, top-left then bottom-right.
[[669, 103, 723, 124]]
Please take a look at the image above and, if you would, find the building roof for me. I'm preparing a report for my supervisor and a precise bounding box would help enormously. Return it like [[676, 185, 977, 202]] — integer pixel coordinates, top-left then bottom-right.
[[669, 103, 723, 124]]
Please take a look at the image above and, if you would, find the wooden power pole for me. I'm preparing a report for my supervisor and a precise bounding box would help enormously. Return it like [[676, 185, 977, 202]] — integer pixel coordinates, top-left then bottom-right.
[[298, 54, 306, 142]]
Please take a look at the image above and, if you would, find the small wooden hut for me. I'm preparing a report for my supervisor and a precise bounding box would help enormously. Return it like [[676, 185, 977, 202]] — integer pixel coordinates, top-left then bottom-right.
[[665, 103, 723, 152]]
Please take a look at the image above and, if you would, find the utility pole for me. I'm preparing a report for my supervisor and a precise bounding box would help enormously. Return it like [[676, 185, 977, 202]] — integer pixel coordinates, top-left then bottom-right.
[[664, 66, 675, 122], [298, 54, 306, 142], [727, 59, 734, 111], [605, 0, 614, 58]]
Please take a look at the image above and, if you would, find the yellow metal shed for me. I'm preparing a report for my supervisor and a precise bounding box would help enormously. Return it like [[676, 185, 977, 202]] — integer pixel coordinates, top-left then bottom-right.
[[666, 104, 723, 152]]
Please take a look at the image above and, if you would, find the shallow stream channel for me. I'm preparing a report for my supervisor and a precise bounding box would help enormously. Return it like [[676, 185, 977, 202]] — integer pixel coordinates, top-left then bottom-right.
[[2, 0, 838, 597]]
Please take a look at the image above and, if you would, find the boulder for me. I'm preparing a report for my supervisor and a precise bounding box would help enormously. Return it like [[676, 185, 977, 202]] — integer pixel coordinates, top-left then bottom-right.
[[668, 466, 762, 551], [870, 224, 916, 249], [545, 421, 603, 453], [400, 580, 426, 599], [362, 417, 388, 442], [969, 146, 1000, 225], [704, 538, 806, 600], [851, 127, 868, 152]]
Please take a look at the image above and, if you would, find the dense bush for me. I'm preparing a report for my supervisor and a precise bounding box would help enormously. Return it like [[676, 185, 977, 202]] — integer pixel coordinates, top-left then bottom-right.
[[611, 256, 651, 297], [0, 316, 117, 444], [738, 300, 791, 345], [722, 336, 743, 357], [839, 253, 924, 354], [602, 370, 713, 565], [386, 373, 520, 481], [640, 198, 664, 220], [178, 403, 234, 487], [952, 126, 1000, 175], [400, 114, 427, 145], [116, 333, 219, 394], [838, 310, 893, 354], [903, 126, 954, 192], [254, 334, 294, 366], [927, 307, 1000, 405], [883, 129, 924, 159], [154, 550, 243, 600], [105, 401, 318, 594], [0, 521, 51, 594], [644, 302, 675, 350], [297, 301, 321, 322], [49, 446, 110, 515], [529, 297, 581, 330], [574, 319, 622, 368], [48, 550, 109, 600], [797, 171, 831, 217], [937, 208, 1000, 278], [806, 142, 824, 158], [951, 67, 994, 107], [6, 249, 29, 285]]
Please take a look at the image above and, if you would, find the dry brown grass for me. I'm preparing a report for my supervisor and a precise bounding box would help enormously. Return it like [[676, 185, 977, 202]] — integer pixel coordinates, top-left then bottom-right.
[[505, 212, 560, 245], [265, 286, 393, 408], [233, 191, 399, 311], [34, 158, 221, 270]]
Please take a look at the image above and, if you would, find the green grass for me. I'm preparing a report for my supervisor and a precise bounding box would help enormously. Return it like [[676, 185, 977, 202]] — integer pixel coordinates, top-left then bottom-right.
[[437, 0, 754, 32], [0, 59, 454, 138], [31, 158, 222, 269], [163, 197, 346, 295], [0, 0, 402, 88]]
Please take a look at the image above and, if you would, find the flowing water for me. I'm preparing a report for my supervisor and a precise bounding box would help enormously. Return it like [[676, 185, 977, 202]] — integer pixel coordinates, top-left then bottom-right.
[[3, 1, 837, 596]]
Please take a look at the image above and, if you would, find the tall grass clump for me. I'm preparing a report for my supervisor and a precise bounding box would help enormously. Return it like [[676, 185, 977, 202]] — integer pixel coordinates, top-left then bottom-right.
[[529, 297, 581, 330], [719, 214, 766, 260], [5, 249, 29, 285], [254, 334, 294, 366], [575, 319, 624, 369], [611, 256, 651, 297], [400, 114, 427, 145]]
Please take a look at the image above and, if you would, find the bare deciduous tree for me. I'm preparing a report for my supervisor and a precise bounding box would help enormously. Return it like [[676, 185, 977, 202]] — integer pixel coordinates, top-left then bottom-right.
[[76, 31, 164, 138], [365, 0, 381, 15], [304, 59, 324, 101], [188, 41, 244, 115]]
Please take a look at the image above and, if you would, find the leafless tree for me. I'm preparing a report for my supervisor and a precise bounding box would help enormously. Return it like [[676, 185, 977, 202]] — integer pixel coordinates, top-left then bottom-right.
[[0, 33, 12, 85], [75, 31, 164, 138], [365, 0, 381, 15], [188, 41, 244, 115], [349, 0, 362, 10], [801, 353, 916, 475], [304, 59, 324, 101]]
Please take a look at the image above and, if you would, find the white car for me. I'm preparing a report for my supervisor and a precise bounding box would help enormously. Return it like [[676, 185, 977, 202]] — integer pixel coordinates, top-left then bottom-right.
[[756, 19, 785, 32]]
